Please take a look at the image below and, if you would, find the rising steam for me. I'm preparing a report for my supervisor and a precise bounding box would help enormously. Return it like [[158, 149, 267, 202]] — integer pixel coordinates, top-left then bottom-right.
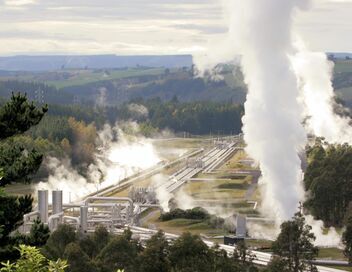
[[194, 0, 351, 228], [292, 48, 352, 144], [36, 123, 161, 203]]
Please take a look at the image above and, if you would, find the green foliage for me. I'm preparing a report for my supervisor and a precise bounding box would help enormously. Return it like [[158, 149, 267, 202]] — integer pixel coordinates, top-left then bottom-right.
[[42, 224, 257, 272], [43, 224, 76, 260], [304, 140, 352, 226], [139, 231, 170, 272], [0, 93, 47, 140], [0, 139, 43, 186], [343, 215, 352, 264], [0, 194, 32, 261], [160, 207, 209, 221], [0, 244, 68, 272], [139, 99, 244, 135], [96, 231, 140, 272], [28, 219, 50, 247], [270, 212, 318, 272], [0, 184, 34, 262], [159, 207, 225, 229], [63, 243, 97, 272], [168, 232, 212, 272]]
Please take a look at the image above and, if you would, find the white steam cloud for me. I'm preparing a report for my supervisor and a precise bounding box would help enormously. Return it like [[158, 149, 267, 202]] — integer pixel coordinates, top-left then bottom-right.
[[36, 123, 161, 203], [223, 0, 308, 221], [292, 47, 352, 144], [193, 0, 351, 234]]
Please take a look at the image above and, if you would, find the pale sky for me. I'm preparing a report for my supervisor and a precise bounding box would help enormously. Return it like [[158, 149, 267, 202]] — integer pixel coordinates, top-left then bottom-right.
[[0, 0, 351, 56]]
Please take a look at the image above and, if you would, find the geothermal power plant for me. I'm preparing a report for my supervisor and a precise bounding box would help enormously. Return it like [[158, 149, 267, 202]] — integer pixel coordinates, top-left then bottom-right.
[[19, 136, 346, 271]]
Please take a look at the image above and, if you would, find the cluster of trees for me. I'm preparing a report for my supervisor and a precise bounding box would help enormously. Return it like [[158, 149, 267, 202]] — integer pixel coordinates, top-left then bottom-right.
[[304, 139, 352, 262], [0, 80, 73, 104], [160, 207, 210, 221], [2, 210, 324, 272], [31, 224, 258, 272], [0, 93, 47, 261], [159, 207, 225, 229], [122, 98, 244, 135], [304, 139, 352, 226]]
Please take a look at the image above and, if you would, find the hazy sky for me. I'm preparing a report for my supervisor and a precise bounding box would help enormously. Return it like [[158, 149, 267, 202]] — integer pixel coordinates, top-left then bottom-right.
[[0, 0, 351, 56]]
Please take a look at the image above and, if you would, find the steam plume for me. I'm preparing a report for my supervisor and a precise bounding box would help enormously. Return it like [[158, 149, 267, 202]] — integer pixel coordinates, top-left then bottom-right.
[[194, 0, 351, 226], [292, 48, 352, 144], [36, 123, 161, 202], [226, 0, 308, 221]]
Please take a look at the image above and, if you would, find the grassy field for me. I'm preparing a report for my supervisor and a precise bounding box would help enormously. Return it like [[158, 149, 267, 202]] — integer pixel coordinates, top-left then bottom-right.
[[183, 178, 248, 200], [4, 182, 36, 196], [140, 209, 228, 237], [336, 87, 352, 101], [318, 247, 346, 260], [0, 67, 168, 89], [47, 68, 166, 88], [335, 60, 352, 73]]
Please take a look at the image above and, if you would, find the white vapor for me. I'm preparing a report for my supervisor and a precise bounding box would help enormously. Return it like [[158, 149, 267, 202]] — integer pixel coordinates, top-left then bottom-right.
[[225, 0, 308, 221], [194, 0, 352, 212], [36, 123, 161, 203], [192, 0, 350, 245], [291, 47, 352, 144]]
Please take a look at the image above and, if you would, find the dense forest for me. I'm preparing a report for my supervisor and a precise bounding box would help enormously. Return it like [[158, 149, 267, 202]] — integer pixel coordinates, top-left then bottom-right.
[[304, 139, 352, 227]]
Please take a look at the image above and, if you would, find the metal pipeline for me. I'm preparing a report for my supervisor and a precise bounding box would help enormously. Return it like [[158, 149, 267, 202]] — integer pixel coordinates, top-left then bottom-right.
[[23, 211, 40, 222], [48, 211, 64, 231], [83, 196, 133, 206]]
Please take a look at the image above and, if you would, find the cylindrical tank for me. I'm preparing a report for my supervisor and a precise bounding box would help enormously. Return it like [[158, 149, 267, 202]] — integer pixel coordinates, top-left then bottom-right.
[[80, 206, 88, 233], [38, 190, 48, 223], [52, 190, 63, 215]]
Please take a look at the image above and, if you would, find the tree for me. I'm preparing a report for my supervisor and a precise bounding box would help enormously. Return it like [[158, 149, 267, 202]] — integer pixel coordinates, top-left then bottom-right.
[[233, 240, 257, 271], [0, 93, 47, 140], [63, 243, 97, 272], [139, 231, 170, 272], [270, 211, 318, 272], [168, 232, 212, 272], [96, 233, 140, 272], [0, 244, 67, 272], [343, 216, 352, 264], [43, 224, 76, 260], [28, 219, 50, 247], [0, 94, 48, 262], [0, 195, 32, 261], [304, 142, 352, 226]]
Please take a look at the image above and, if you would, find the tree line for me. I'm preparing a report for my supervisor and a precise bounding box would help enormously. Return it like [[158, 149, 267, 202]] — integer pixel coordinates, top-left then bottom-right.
[[304, 138, 352, 226]]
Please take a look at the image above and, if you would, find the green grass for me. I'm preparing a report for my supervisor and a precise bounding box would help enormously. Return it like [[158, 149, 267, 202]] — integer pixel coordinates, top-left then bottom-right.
[[140, 210, 228, 236], [336, 87, 352, 101], [4, 183, 35, 196], [183, 179, 248, 199], [335, 60, 352, 73], [46, 68, 166, 88], [318, 247, 346, 260]]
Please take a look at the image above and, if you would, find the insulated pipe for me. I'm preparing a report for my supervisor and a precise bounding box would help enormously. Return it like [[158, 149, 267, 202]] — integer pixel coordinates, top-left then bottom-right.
[[83, 196, 133, 206], [23, 211, 40, 222], [38, 190, 48, 223], [63, 216, 80, 229], [52, 190, 63, 215], [48, 211, 64, 231], [84, 196, 134, 219]]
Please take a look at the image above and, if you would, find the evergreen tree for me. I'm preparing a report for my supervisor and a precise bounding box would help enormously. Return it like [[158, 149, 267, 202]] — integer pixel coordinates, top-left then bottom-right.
[[270, 211, 318, 272], [343, 215, 352, 264], [139, 231, 170, 272]]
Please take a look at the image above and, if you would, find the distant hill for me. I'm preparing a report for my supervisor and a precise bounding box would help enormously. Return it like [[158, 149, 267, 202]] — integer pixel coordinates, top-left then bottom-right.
[[0, 54, 193, 71]]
